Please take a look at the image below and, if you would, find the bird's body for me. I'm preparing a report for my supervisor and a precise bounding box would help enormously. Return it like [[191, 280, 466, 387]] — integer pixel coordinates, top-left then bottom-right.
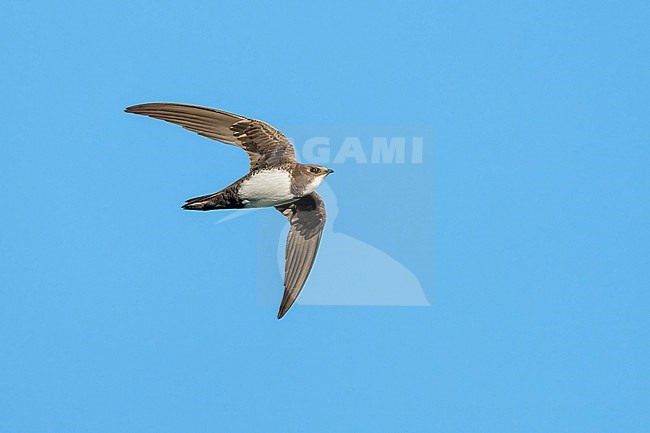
[[125, 102, 333, 318], [183, 163, 328, 210], [239, 167, 296, 208]]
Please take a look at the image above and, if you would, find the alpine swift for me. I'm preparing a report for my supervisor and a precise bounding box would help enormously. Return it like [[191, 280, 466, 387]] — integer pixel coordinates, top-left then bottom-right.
[[125, 102, 333, 319]]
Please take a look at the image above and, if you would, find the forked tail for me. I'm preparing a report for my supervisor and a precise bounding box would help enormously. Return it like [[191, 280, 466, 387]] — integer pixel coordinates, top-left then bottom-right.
[[182, 188, 245, 211]]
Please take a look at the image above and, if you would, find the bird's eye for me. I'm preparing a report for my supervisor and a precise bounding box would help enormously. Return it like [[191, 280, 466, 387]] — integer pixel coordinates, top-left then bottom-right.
[[310, 167, 319, 173]]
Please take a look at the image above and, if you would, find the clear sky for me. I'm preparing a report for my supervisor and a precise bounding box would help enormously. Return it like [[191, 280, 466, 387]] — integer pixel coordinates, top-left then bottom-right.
[[1, 1, 649, 432]]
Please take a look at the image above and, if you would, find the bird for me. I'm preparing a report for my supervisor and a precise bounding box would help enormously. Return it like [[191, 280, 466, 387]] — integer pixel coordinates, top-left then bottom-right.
[[125, 102, 334, 319]]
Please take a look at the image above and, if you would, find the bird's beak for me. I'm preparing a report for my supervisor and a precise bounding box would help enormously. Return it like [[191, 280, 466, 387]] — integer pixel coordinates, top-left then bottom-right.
[[326, 168, 334, 174]]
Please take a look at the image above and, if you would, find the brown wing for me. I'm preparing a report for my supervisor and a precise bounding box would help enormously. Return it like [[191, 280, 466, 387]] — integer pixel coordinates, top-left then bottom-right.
[[275, 192, 327, 319], [125, 102, 296, 170]]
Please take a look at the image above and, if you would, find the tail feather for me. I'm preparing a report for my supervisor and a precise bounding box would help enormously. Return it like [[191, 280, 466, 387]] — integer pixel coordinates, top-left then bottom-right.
[[185, 192, 219, 204], [182, 200, 215, 211], [182, 192, 220, 210], [182, 188, 245, 211]]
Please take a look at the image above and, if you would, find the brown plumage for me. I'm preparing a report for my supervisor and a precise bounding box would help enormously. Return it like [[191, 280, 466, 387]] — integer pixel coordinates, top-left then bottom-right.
[[125, 102, 333, 318]]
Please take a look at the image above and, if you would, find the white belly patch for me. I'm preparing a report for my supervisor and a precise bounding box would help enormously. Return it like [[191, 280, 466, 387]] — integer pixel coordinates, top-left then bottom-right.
[[238, 169, 295, 208]]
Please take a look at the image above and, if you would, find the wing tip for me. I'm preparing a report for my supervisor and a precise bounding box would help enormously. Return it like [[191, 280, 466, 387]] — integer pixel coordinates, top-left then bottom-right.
[[277, 304, 289, 319], [277, 300, 293, 319], [124, 104, 140, 114], [125, 103, 154, 114]]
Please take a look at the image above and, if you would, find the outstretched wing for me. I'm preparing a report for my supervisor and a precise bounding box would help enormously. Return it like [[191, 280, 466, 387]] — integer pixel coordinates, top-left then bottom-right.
[[125, 102, 296, 170], [275, 192, 327, 319]]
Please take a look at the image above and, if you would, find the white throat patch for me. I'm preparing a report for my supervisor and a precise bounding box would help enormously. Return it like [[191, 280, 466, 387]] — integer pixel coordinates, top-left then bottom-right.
[[304, 175, 326, 195]]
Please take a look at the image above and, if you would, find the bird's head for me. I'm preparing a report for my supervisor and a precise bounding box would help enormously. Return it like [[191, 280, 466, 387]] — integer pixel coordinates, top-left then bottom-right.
[[296, 164, 334, 194]]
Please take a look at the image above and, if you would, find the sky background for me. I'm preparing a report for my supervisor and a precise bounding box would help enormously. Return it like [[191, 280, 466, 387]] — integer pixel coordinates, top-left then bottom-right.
[[1, 1, 649, 432]]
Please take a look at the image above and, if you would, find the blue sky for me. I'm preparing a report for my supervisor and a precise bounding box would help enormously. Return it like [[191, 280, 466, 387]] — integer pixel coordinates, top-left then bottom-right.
[[1, 1, 649, 432]]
